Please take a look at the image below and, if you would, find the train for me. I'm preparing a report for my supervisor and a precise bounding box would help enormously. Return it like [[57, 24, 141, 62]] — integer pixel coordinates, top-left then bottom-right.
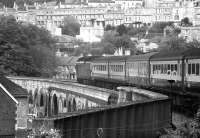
[[76, 48, 200, 104]]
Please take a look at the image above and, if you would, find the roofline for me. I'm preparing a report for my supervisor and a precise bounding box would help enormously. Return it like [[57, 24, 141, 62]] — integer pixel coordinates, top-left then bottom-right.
[[0, 83, 18, 104]]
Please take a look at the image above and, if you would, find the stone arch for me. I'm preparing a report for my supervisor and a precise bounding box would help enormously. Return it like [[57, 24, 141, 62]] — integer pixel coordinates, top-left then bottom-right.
[[72, 98, 77, 111], [34, 88, 39, 106], [63, 99, 67, 108], [52, 94, 58, 115], [58, 96, 63, 113], [68, 100, 71, 112], [28, 90, 33, 104], [40, 93, 44, 107]]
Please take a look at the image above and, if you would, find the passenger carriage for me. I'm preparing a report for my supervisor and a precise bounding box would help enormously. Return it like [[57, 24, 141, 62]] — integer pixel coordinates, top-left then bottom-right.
[[183, 48, 200, 92], [91, 57, 109, 80], [107, 56, 128, 81], [127, 52, 156, 87], [91, 56, 128, 82], [150, 51, 184, 89]]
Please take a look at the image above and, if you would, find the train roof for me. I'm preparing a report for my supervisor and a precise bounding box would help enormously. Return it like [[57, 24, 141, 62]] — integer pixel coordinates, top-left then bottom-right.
[[127, 52, 157, 61], [150, 48, 200, 61], [93, 56, 129, 62], [150, 50, 185, 61], [183, 48, 200, 59], [77, 56, 100, 62]]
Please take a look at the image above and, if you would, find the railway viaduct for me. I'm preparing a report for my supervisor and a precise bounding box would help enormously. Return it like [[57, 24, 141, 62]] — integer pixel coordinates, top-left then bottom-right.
[[6, 76, 171, 138], [8, 77, 117, 118]]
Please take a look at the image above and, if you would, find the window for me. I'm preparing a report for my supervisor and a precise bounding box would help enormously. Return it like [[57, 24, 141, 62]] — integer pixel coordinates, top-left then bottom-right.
[[168, 64, 170, 70], [192, 63, 195, 74], [164, 64, 167, 74], [196, 63, 199, 75], [161, 64, 164, 74], [188, 64, 191, 75], [171, 64, 174, 71], [175, 64, 177, 71], [153, 65, 155, 74]]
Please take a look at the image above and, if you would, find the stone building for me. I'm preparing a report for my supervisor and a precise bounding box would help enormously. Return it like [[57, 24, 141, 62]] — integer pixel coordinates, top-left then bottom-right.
[[55, 35, 76, 57], [55, 56, 79, 80], [0, 76, 28, 130], [0, 83, 17, 137], [179, 26, 200, 42]]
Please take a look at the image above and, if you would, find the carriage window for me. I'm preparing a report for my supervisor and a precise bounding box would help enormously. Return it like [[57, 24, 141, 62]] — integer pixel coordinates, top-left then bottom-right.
[[175, 64, 177, 71], [196, 63, 199, 75], [158, 64, 160, 71], [188, 64, 191, 75], [168, 64, 170, 70], [192, 64, 195, 74], [171, 64, 174, 71], [161, 64, 164, 74], [153, 65, 155, 74], [164, 64, 167, 74]]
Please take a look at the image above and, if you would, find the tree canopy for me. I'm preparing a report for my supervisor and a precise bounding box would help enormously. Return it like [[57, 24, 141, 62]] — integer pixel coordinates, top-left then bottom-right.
[[61, 16, 80, 36], [0, 15, 57, 77]]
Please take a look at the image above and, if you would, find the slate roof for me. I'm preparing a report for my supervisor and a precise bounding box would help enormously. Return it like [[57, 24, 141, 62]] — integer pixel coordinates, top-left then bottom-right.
[[0, 75, 27, 98], [183, 48, 200, 59], [150, 50, 185, 61], [0, 85, 18, 104], [127, 52, 157, 62], [151, 48, 200, 61], [57, 56, 79, 66], [94, 56, 129, 62], [77, 56, 100, 62]]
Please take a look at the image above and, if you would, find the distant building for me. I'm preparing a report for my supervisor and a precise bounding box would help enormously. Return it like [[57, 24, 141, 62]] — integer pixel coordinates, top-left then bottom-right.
[[76, 25, 104, 42], [179, 26, 200, 42], [114, 47, 131, 56], [88, 0, 115, 7], [0, 83, 17, 137], [124, 8, 155, 26], [136, 39, 158, 53], [114, 0, 143, 10], [55, 56, 79, 80], [55, 35, 76, 57], [0, 76, 28, 130]]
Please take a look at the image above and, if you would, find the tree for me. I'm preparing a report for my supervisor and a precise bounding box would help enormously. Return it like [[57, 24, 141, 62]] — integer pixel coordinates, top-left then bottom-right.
[[127, 26, 147, 38], [105, 24, 115, 31], [116, 24, 128, 36], [149, 22, 174, 34], [164, 26, 181, 37], [181, 17, 193, 27], [61, 16, 80, 36], [0, 15, 57, 77], [158, 36, 187, 51]]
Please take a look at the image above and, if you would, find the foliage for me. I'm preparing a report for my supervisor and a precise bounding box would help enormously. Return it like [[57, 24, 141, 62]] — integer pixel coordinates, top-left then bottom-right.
[[187, 39, 200, 48], [157, 36, 187, 51], [104, 24, 115, 31], [116, 24, 128, 36], [28, 128, 62, 138], [149, 22, 174, 34], [127, 26, 147, 38], [61, 16, 80, 36], [164, 26, 181, 37], [159, 110, 200, 138], [73, 29, 137, 56], [181, 17, 193, 27], [0, 15, 57, 77]]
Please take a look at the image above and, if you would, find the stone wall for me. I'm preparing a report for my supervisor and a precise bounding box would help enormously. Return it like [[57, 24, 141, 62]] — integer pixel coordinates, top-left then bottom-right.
[[0, 90, 16, 136], [16, 98, 28, 129]]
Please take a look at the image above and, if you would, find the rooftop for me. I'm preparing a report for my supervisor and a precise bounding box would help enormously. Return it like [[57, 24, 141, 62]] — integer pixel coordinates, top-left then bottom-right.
[[57, 56, 79, 66], [0, 75, 27, 98]]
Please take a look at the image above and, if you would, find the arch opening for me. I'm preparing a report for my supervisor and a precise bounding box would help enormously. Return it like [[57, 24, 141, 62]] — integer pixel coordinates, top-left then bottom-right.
[[52, 94, 58, 115]]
